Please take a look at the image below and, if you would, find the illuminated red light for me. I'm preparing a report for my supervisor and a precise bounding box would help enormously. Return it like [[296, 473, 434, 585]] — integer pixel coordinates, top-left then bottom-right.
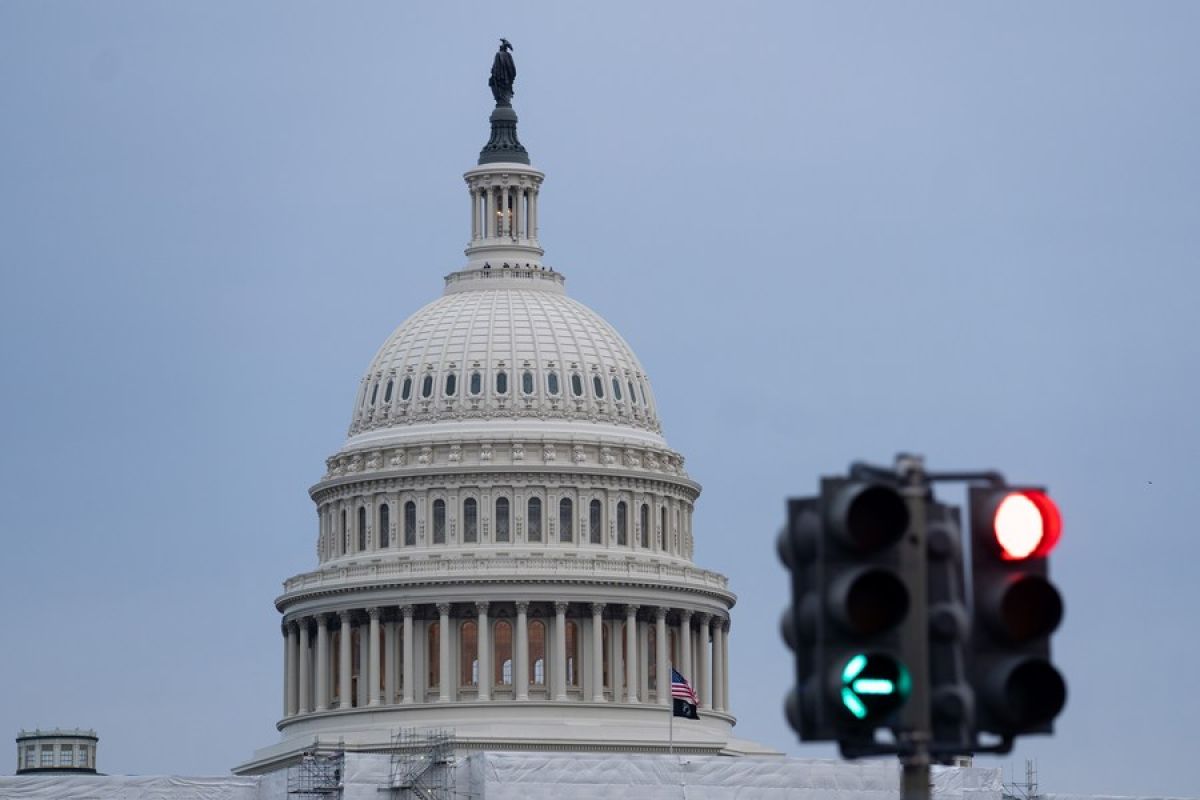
[[993, 491, 1061, 560]]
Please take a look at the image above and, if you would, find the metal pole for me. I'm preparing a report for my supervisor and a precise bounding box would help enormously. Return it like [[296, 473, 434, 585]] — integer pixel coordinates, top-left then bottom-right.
[[896, 453, 932, 800]]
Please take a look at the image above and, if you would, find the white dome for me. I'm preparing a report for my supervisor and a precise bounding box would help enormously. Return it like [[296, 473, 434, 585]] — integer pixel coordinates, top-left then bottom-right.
[[348, 267, 662, 442]]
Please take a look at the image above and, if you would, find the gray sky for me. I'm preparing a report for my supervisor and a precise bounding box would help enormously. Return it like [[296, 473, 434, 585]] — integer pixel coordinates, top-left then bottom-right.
[[2, 2, 1198, 794]]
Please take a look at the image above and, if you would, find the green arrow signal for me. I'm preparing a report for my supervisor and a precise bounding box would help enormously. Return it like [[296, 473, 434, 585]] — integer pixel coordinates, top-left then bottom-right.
[[838, 653, 911, 721]]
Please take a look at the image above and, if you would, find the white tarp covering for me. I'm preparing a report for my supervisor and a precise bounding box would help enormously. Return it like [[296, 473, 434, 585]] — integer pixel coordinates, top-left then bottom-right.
[[0, 774, 262, 800]]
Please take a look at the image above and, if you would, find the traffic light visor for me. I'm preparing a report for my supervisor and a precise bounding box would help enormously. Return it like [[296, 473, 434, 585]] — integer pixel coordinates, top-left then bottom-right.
[[994, 491, 1061, 560]]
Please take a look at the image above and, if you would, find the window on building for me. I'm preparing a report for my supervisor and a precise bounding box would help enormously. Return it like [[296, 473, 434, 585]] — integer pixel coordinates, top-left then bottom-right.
[[589, 499, 602, 544], [428, 623, 440, 688], [470, 370, 482, 395], [463, 498, 478, 543], [23, 746, 34, 769], [404, 501, 416, 546], [629, 380, 638, 405], [648, 625, 657, 692], [59, 748, 72, 767], [593, 374, 605, 398], [529, 619, 546, 685], [341, 509, 348, 555], [401, 376, 413, 401], [527, 497, 542, 542], [559, 498, 573, 543], [379, 503, 390, 548], [617, 501, 628, 546], [445, 373, 457, 397], [370, 381, 378, 406], [432, 499, 446, 544], [602, 624, 611, 689], [358, 506, 367, 551], [495, 497, 510, 542], [640, 504, 650, 548], [571, 373, 583, 397], [547, 370, 560, 395], [495, 620, 513, 685], [41, 750, 53, 767], [384, 379, 394, 403], [496, 370, 508, 394], [521, 370, 534, 394], [612, 377, 622, 400], [461, 621, 478, 686], [421, 374, 433, 398], [660, 507, 668, 550], [565, 620, 579, 686]]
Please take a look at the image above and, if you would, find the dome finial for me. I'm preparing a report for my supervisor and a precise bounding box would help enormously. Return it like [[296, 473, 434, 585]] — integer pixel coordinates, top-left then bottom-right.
[[479, 38, 529, 165]]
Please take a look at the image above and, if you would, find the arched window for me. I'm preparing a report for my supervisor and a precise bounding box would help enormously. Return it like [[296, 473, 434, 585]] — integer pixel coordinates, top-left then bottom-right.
[[628, 380, 638, 405], [660, 507, 668, 550], [496, 370, 508, 394], [445, 373, 457, 397], [547, 370, 560, 395], [559, 498, 573, 543], [593, 374, 605, 399], [640, 504, 650, 548], [340, 509, 348, 555], [384, 379, 394, 403], [527, 497, 542, 542], [639, 380, 648, 407], [469, 370, 482, 395], [529, 619, 546, 685], [428, 623, 440, 688], [460, 621, 478, 686], [571, 373, 584, 397], [404, 501, 416, 546], [589, 499, 602, 544], [612, 377, 622, 400], [617, 501, 628, 546], [432, 499, 446, 544], [379, 503, 390, 548], [521, 370, 534, 394], [401, 376, 412, 401], [463, 498, 478, 543], [565, 621, 579, 686], [357, 506, 367, 551], [495, 620, 513, 685], [370, 381, 379, 406], [495, 497, 510, 543], [421, 374, 433, 399]]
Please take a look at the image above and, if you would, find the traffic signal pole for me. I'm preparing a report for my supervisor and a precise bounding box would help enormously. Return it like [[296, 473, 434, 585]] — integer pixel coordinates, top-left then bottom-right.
[[896, 454, 932, 800]]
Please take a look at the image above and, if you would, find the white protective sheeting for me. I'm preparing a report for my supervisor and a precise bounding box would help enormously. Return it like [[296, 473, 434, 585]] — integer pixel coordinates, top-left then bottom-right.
[[0, 774, 262, 800]]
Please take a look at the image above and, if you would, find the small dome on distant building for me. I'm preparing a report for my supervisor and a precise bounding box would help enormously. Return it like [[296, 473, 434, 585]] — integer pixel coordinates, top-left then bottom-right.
[[16, 729, 98, 775]]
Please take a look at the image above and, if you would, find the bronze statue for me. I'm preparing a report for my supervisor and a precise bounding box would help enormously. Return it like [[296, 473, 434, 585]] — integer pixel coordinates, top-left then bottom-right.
[[489, 38, 516, 106]]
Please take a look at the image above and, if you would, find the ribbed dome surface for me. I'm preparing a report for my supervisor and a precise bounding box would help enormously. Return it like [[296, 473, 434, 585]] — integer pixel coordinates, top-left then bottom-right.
[[349, 277, 660, 437]]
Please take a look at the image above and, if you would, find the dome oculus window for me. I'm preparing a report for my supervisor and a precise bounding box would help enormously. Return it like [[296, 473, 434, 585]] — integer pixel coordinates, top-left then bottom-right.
[[421, 375, 434, 399], [592, 375, 604, 399], [445, 373, 457, 397], [496, 370, 508, 394], [521, 370, 534, 395], [547, 370, 560, 395], [469, 370, 482, 395], [401, 376, 413, 401], [571, 374, 584, 397]]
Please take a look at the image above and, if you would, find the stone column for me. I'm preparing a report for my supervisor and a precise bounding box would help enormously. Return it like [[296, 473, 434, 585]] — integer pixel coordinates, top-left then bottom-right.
[[437, 603, 452, 702], [384, 619, 397, 705], [515, 601, 530, 701], [624, 605, 639, 703], [655, 608, 669, 706], [297, 620, 311, 714], [487, 186, 498, 238], [339, 611, 353, 709], [367, 608, 381, 706], [679, 610, 693, 682], [315, 614, 331, 712], [609, 616, 623, 701], [470, 187, 479, 240], [529, 187, 539, 240], [713, 618, 725, 712], [285, 623, 298, 717], [513, 186, 523, 240], [477, 602, 491, 701], [697, 613, 711, 709], [591, 603, 606, 702], [722, 620, 731, 712], [358, 620, 370, 706], [401, 605, 415, 704], [553, 601, 569, 701]]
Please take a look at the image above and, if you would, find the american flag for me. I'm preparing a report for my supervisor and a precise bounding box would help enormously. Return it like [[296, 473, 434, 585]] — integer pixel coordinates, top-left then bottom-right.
[[671, 668, 698, 705]]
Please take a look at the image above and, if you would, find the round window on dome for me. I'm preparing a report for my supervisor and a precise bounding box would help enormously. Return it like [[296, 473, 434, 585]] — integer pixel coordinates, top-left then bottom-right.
[[522, 370, 534, 395], [422, 375, 434, 399], [547, 371, 560, 396], [445, 373, 457, 397], [592, 374, 605, 399], [496, 370, 508, 395], [612, 378, 622, 401], [401, 377, 412, 401], [469, 371, 482, 396], [571, 374, 584, 397]]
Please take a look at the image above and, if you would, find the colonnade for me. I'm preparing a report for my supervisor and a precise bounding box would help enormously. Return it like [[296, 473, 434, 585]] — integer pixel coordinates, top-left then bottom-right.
[[282, 601, 730, 720], [470, 182, 539, 242]]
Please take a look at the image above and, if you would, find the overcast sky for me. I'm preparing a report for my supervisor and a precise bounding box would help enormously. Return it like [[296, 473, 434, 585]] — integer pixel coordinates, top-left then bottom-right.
[[2, 2, 1198, 795]]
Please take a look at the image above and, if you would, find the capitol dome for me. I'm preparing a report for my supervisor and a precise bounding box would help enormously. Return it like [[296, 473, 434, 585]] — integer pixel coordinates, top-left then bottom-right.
[[239, 47, 761, 775]]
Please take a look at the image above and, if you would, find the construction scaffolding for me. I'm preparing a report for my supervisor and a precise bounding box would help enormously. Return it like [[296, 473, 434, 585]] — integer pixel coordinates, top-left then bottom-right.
[[386, 728, 456, 800], [288, 749, 344, 799]]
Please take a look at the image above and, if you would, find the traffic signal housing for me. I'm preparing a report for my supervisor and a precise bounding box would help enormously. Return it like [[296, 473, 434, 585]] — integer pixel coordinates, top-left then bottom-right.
[[968, 486, 1066, 744]]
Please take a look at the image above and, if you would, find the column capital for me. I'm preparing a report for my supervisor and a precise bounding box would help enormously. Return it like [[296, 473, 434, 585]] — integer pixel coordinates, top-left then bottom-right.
[[722, 619, 731, 633], [314, 612, 331, 626], [339, 609, 353, 623], [554, 601, 569, 614], [654, 606, 668, 621], [475, 600, 490, 615], [515, 600, 530, 613], [399, 604, 414, 617], [696, 611, 711, 625], [436, 602, 452, 616], [367, 607, 381, 620], [680, 608, 693, 622], [624, 604, 638, 617], [590, 602, 606, 616]]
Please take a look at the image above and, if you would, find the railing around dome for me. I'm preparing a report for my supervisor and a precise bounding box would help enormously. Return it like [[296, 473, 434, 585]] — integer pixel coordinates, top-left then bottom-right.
[[281, 553, 730, 595], [443, 265, 565, 292]]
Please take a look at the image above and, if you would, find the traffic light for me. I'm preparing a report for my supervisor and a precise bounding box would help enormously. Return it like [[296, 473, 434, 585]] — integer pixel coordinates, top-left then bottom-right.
[[923, 499, 973, 754], [780, 478, 917, 751], [968, 486, 1066, 744]]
